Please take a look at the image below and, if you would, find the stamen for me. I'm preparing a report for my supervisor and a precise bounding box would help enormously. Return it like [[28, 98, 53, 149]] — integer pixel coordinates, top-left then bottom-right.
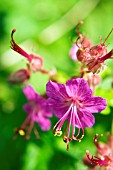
[[94, 134, 103, 149], [76, 21, 84, 37], [76, 128, 84, 142], [63, 109, 74, 150], [72, 106, 84, 141], [67, 108, 73, 140], [18, 129, 25, 136], [75, 37, 81, 48], [25, 120, 34, 137], [63, 136, 72, 150], [86, 150, 109, 166], [33, 126, 40, 139], [53, 104, 73, 132], [53, 130, 62, 137], [75, 21, 84, 48], [102, 28, 113, 44]]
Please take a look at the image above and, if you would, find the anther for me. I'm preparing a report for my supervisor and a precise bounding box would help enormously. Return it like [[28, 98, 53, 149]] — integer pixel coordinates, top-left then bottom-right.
[[54, 130, 62, 137], [18, 129, 25, 136]]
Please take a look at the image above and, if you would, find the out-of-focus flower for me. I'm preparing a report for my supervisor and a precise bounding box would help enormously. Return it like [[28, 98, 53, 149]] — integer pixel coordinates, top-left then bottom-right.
[[46, 78, 106, 150], [8, 69, 30, 84], [69, 21, 92, 63], [15, 85, 52, 139], [87, 49, 113, 73], [85, 134, 113, 169], [70, 21, 113, 74]]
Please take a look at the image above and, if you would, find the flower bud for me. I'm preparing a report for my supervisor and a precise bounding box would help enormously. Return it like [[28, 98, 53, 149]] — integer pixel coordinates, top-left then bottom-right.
[[8, 69, 30, 84]]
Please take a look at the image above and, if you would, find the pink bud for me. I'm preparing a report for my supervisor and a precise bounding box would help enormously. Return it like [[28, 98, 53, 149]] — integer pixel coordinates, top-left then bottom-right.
[[8, 69, 30, 84]]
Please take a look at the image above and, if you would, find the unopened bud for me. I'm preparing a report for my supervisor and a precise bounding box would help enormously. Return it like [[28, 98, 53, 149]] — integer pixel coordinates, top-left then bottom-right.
[[8, 69, 30, 84]]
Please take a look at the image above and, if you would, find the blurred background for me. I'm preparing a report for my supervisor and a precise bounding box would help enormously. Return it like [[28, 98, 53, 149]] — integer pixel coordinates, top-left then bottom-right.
[[0, 0, 113, 169]]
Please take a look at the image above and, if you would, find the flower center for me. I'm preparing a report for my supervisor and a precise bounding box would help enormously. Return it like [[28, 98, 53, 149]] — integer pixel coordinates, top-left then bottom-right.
[[71, 97, 83, 109]]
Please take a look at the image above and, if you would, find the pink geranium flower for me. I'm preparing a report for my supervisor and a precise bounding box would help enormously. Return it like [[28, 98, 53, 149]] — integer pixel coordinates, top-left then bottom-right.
[[46, 78, 107, 150], [86, 134, 113, 169], [16, 85, 52, 139]]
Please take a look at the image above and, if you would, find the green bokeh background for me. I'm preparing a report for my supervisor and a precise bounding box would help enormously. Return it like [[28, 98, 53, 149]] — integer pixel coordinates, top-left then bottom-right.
[[0, 0, 113, 170]]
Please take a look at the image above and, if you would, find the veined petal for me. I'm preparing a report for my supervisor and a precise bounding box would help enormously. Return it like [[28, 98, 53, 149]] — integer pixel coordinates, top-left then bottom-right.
[[23, 85, 37, 101], [76, 78, 92, 99], [82, 97, 107, 113], [46, 80, 69, 101], [47, 98, 69, 118], [74, 107, 95, 128], [66, 79, 78, 97], [66, 78, 92, 99]]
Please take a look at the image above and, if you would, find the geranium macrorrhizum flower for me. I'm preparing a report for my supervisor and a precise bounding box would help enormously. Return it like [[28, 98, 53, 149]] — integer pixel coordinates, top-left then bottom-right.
[[86, 134, 113, 169], [46, 78, 107, 150], [16, 85, 52, 139]]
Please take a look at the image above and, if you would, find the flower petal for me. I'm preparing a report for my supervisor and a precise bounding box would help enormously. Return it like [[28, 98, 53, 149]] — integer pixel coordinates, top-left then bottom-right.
[[82, 97, 107, 113], [23, 85, 37, 101], [40, 104, 52, 117], [74, 106, 95, 128], [46, 80, 69, 101], [37, 117, 51, 131], [47, 98, 69, 118], [66, 78, 92, 100], [23, 103, 32, 113]]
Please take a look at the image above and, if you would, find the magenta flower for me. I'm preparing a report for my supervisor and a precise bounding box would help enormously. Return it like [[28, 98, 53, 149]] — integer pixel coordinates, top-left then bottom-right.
[[86, 134, 113, 169], [16, 85, 52, 139], [46, 78, 106, 149]]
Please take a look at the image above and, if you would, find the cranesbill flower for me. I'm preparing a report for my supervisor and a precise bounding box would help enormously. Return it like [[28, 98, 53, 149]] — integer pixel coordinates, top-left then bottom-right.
[[46, 78, 106, 150], [71, 21, 113, 73], [86, 134, 113, 169], [16, 85, 52, 139]]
